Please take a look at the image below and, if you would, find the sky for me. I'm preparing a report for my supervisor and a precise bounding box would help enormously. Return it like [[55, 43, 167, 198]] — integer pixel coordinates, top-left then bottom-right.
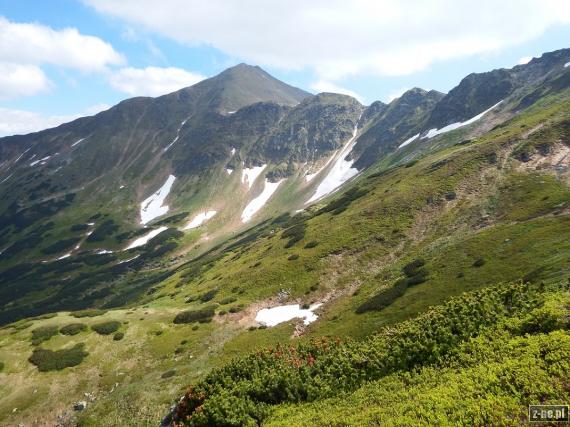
[[0, 0, 569, 136]]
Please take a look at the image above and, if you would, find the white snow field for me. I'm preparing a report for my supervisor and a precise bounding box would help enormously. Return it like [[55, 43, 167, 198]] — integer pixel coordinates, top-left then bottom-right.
[[241, 164, 267, 189], [184, 211, 218, 230], [241, 179, 283, 222], [305, 152, 337, 183], [255, 303, 323, 327], [422, 100, 503, 140], [125, 226, 168, 249], [398, 133, 420, 149], [140, 175, 176, 225], [163, 118, 189, 152], [307, 121, 360, 203]]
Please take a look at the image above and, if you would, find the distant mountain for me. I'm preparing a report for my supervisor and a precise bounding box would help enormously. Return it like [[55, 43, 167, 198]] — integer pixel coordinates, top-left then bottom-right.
[[352, 88, 444, 169], [0, 50, 570, 325]]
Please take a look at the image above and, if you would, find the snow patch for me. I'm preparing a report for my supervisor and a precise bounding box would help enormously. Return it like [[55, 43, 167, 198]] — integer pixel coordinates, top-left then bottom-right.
[[184, 211, 217, 230], [241, 179, 283, 222], [119, 185, 125, 189], [565, 62, 570, 68], [228, 111, 236, 114], [71, 138, 86, 148], [241, 165, 267, 189], [118, 254, 140, 264], [30, 156, 50, 167], [226, 168, 234, 175], [230, 147, 236, 156], [125, 226, 168, 249], [163, 118, 189, 152], [140, 175, 176, 225], [305, 154, 335, 182], [255, 303, 323, 327], [57, 253, 71, 260], [96, 249, 113, 255], [422, 101, 503, 140], [307, 121, 360, 203], [398, 133, 420, 149], [13, 148, 30, 163]]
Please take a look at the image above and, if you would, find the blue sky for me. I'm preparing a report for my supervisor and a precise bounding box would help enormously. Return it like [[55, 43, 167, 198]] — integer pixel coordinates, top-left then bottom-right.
[[0, 0, 569, 135]]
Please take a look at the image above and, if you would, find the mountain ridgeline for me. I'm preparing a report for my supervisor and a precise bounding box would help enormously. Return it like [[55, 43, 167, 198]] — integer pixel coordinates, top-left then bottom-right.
[[0, 49, 569, 325], [0, 47, 569, 426]]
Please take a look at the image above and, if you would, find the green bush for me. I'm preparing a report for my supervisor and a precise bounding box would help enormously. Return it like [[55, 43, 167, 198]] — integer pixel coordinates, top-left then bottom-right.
[[173, 307, 216, 324], [113, 332, 124, 341], [199, 288, 219, 303], [71, 309, 107, 318], [86, 219, 119, 242], [402, 259, 426, 277], [31, 325, 59, 346], [281, 223, 307, 248], [28, 343, 88, 372], [70, 223, 88, 232], [91, 321, 121, 335], [0, 361, 4, 371], [173, 282, 560, 425], [220, 297, 237, 305], [60, 323, 87, 336], [42, 237, 81, 255], [288, 254, 300, 261], [304, 241, 319, 249], [318, 187, 369, 215], [473, 258, 486, 267], [162, 369, 176, 379], [31, 313, 58, 321], [356, 279, 408, 313]]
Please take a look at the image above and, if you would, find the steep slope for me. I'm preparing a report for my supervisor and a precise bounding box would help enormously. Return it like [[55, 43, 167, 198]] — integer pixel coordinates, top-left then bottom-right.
[[1, 72, 569, 426], [351, 88, 444, 169]]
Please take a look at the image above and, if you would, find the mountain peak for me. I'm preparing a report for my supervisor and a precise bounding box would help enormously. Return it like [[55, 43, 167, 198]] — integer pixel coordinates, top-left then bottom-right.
[[186, 63, 311, 114]]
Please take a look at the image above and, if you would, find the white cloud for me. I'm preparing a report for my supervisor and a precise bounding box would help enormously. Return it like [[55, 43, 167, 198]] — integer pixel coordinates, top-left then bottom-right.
[[518, 56, 533, 65], [0, 108, 79, 136], [0, 16, 124, 72], [310, 80, 363, 102], [85, 103, 111, 115], [386, 87, 410, 103], [109, 66, 206, 96], [0, 62, 51, 99], [84, 0, 570, 81], [0, 103, 112, 137]]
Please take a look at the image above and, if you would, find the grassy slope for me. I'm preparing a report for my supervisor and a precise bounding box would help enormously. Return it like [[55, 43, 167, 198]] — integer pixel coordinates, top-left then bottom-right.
[[0, 95, 569, 426]]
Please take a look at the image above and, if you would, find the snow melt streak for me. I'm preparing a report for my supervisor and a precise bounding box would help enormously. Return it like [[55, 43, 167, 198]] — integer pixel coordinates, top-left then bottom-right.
[[140, 175, 176, 225], [241, 179, 283, 222], [184, 211, 217, 230], [307, 122, 360, 203], [163, 118, 189, 152], [423, 101, 503, 139], [398, 133, 420, 149], [126, 226, 168, 249], [255, 303, 323, 327]]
